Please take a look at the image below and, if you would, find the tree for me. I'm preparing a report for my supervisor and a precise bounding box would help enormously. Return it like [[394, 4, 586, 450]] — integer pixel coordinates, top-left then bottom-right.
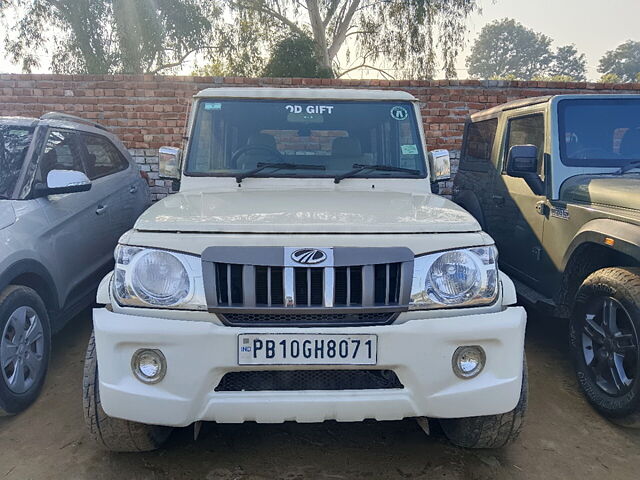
[[466, 18, 554, 80], [1, 0, 219, 74], [549, 45, 586, 81], [210, 1, 479, 79], [263, 34, 333, 78], [598, 40, 640, 83]]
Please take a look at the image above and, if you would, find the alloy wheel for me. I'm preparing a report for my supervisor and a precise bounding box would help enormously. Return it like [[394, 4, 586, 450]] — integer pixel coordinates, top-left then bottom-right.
[[1, 306, 45, 394], [582, 296, 639, 397]]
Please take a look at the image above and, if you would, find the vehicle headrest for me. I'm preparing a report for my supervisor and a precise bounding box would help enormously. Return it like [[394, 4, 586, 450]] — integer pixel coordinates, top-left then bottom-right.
[[332, 137, 362, 157], [247, 133, 277, 150], [621, 128, 640, 156]]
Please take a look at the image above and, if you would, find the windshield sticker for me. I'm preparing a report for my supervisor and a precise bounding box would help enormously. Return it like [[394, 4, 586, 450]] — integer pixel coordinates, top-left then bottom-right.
[[285, 105, 334, 114], [401, 144, 419, 155], [390, 106, 409, 121], [204, 102, 222, 111]]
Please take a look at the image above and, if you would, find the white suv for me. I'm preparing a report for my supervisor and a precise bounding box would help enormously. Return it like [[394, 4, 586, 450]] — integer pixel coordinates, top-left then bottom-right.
[[84, 88, 527, 452]]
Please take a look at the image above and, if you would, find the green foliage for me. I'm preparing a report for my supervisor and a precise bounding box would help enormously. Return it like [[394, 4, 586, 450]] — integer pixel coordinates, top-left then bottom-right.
[[467, 19, 587, 82], [598, 40, 640, 83], [263, 34, 333, 78], [467, 19, 553, 80], [599, 73, 622, 83], [549, 45, 586, 81], [208, 1, 479, 80], [1, 0, 219, 74]]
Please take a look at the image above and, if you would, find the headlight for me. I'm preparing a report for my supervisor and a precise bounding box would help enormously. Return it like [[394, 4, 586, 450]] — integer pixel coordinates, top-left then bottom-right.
[[113, 245, 207, 310], [410, 246, 498, 310]]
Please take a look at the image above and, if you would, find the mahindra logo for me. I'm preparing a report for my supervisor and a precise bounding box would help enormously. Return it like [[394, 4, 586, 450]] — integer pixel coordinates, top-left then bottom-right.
[[291, 248, 327, 265]]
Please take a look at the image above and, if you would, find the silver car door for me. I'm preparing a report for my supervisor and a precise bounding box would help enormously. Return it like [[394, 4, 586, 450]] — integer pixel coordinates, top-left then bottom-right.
[[36, 129, 110, 307]]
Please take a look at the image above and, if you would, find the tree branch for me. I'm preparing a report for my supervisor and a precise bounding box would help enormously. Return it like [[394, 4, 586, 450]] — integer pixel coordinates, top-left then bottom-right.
[[337, 62, 395, 79], [228, 0, 306, 37], [323, 0, 341, 27], [327, 0, 360, 61]]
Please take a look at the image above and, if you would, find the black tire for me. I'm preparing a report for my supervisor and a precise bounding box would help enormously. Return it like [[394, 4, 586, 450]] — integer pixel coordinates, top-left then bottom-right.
[[83, 332, 173, 451], [440, 359, 528, 449], [570, 267, 640, 427], [0, 285, 51, 415]]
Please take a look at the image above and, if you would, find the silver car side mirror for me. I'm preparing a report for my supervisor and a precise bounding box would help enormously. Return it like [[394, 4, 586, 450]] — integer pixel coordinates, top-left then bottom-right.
[[429, 149, 451, 182], [34, 169, 92, 197], [159, 146, 182, 180]]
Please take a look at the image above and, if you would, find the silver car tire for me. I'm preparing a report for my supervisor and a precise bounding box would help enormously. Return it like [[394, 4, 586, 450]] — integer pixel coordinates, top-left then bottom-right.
[[0, 285, 51, 415]]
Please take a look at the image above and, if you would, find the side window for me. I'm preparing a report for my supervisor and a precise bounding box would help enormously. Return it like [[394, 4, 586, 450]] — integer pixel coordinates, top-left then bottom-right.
[[505, 114, 545, 174], [80, 134, 129, 180], [460, 119, 498, 172], [38, 130, 85, 183]]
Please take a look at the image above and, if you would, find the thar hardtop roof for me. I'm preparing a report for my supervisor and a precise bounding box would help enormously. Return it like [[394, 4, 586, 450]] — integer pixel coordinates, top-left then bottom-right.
[[470, 93, 640, 121], [194, 87, 417, 102]]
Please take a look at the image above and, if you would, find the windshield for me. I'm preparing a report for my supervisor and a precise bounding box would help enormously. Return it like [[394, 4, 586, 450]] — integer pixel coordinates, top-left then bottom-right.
[[185, 99, 427, 179], [558, 98, 640, 168], [0, 125, 34, 199]]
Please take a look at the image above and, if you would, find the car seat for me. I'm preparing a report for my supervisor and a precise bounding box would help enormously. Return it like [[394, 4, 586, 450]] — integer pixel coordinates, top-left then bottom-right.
[[621, 128, 640, 156], [237, 133, 278, 170]]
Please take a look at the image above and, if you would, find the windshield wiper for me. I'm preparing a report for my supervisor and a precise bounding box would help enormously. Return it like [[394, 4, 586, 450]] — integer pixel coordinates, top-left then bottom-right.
[[334, 163, 421, 184], [236, 162, 326, 184], [616, 160, 640, 175]]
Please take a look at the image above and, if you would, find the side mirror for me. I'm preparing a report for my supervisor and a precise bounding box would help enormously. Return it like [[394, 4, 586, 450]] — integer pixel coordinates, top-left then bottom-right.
[[429, 149, 451, 182], [506, 145, 544, 195], [159, 146, 181, 180], [34, 169, 91, 197]]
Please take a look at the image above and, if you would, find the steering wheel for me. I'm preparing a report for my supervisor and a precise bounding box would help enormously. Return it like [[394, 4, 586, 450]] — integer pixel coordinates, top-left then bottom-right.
[[231, 145, 283, 166], [571, 147, 610, 159]]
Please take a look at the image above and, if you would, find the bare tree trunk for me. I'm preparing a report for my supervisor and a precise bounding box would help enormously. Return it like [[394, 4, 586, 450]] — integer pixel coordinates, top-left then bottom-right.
[[305, 0, 331, 71]]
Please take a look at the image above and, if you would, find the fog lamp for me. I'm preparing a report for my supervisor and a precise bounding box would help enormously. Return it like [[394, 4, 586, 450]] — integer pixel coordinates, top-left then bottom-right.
[[131, 349, 167, 384], [452, 346, 485, 379]]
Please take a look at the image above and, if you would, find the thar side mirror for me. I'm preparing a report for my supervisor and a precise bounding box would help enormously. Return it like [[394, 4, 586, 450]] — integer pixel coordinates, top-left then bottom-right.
[[34, 169, 92, 197], [159, 146, 182, 181], [506, 145, 544, 195]]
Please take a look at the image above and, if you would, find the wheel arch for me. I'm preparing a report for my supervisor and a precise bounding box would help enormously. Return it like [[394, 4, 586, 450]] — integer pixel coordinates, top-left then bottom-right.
[[557, 219, 640, 315], [0, 259, 60, 316]]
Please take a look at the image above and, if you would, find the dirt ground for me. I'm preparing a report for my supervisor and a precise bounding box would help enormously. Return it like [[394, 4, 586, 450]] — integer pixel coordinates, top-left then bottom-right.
[[1, 308, 639, 480]]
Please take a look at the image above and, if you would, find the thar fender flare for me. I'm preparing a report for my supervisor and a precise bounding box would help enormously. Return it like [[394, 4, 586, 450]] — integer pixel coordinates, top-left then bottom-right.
[[562, 218, 640, 270], [0, 258, 61, 313]]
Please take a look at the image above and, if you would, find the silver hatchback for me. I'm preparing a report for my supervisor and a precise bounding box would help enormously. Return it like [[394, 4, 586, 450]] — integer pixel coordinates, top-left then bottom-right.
[[0, 113, 150, 414]]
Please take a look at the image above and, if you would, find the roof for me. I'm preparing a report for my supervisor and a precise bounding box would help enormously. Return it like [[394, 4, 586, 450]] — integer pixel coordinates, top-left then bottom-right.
[[470, 93, 640, 120], [194, 87, 417, 102], [470, 96, 552, 119]]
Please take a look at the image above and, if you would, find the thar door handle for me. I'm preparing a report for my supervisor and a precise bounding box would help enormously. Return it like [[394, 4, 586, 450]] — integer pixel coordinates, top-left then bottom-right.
[[492, 195, 505, 205], [95, 204, 108, 215]]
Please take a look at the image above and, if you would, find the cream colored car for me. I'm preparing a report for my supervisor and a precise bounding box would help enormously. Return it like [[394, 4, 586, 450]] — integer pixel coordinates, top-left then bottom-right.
[[84, 88, 527, 452]]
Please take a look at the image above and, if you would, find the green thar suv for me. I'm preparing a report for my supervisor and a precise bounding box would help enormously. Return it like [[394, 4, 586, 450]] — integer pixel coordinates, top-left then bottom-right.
[[453, 95, 640, 425]]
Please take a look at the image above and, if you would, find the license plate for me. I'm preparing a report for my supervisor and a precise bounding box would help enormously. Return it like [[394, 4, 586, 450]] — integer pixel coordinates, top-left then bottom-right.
[[237, 334, 377, 365]]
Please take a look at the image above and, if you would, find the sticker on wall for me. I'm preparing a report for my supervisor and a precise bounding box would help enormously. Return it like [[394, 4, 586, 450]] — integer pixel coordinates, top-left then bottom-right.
[[401, 144, 419, 155], [390, 106, 409, 121], [204, 102, 222, 111]]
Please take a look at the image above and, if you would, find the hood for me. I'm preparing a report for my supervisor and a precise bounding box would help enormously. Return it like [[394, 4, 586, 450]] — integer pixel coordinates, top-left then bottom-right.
[[0, 202, 16, 230], [134, 189, 480, 234], [560, 174, 640, 211]]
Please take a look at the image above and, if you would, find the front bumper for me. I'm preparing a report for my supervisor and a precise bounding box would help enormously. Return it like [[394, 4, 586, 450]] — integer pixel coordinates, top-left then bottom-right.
[[93, 307, 526, 427]]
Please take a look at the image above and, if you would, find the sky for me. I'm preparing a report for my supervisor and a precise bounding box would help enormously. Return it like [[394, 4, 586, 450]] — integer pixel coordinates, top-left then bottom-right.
[[0, 0, 638, 81]]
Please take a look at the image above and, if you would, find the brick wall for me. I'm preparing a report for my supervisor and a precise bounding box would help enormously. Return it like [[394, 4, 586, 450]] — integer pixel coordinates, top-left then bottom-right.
[[2, 74, 640, 199]]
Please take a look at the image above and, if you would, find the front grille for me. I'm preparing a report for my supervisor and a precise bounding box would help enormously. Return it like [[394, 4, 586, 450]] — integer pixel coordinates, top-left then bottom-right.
[[202, 247, 414, 327], [214, 370, 404, 392], [219, 312, 396, 327], [213, 261, 404, 308]]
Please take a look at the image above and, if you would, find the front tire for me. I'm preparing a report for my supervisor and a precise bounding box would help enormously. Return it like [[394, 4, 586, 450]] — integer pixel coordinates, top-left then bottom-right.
[[83, 332, 173, 451], [570, 267, 640, 426], [440, 360, 528, 448], [0, 285, 51, 415]]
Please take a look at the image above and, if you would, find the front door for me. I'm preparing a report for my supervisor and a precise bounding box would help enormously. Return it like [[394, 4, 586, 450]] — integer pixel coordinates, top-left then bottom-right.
[[486, 113, 549, 288]]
